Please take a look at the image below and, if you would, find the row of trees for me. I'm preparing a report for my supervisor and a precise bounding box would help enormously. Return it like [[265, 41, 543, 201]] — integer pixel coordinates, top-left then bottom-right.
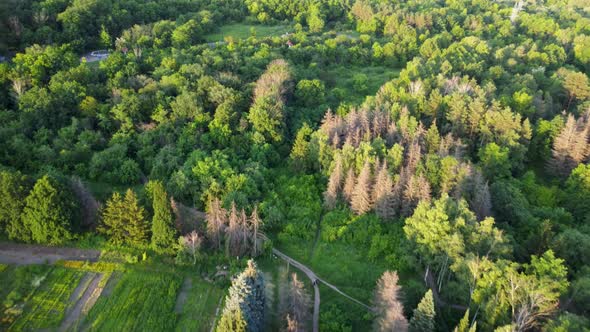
[[0, 172, 77, 245], [206, 198, 263, 258]]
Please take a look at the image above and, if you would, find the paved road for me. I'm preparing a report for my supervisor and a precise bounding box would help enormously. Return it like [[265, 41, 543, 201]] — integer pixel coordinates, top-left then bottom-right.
[[0, 242, 100, 265], [272, 248, 373, 332]]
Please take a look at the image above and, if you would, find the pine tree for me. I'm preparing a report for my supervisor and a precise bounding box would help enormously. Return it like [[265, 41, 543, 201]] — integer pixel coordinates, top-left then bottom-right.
[[470, 170, 492, 221], [547, 114, 590, 177], [351, 161, 372, 214], [343, 167, 356, 203], [453, 309, 475, 332], [216, 307, 247, 332], [250, 206, 262, 256], [425, 122, 440, 154], [373, 161, 395, 220], [373, 271, 408, 332], [98, 192, 126, 245], [207, 198, 226, 251], [21, 175, 74, 245], [290, 123, 314, 171], [402, 175, 431, 217], [409, 290, 435, 332], [123, 189, 149, 245], [219, 260, 265, 332], [99, 189, 147, 246], [324, 156, 343, 209], [0, 170, 29, 241], [239, 208, 251, 254], [149, 181, 177, 252], [284, 273, 311, 332], [226, 202, 244, 257]]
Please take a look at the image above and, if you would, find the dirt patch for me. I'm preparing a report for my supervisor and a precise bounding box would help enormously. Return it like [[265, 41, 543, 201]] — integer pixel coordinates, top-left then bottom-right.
[[98, 272, 120, 298], [60, 273, 102, 332], [67, 273, 94, 305], [0, 242, 100, 265], [175, 277, 192, 314]]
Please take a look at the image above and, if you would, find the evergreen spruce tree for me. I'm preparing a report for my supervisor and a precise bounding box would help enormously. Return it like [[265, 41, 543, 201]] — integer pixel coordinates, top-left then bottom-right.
[[219, 260, 265, 332], [373, 271, 408, 332], [284, 273, 311, 332], [409, 290, 435, 332], [0, 170, 29, 241], [226, 202, 242, 257], [351, 160, 372, 214], [207, 197, 227, 251], [216, 307, 247, 332], [373, 161, 395, 220], [99, 189, 148, 246], [123, 189, 148, 246], [324, 155, 343, 210], [343, 167, 357, 203], [21, 175, 74, 245], [249, 206, 261, 256], [453, 309, 475, 332], [98, 192, 126, 245], [149, 180, 177, 252]]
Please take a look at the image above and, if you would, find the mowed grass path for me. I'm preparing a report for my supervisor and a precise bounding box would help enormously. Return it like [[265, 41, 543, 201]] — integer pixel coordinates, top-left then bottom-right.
[[205, 23, 288, 42], [84, 271, 182, 332], [175, 278, 224, 332]]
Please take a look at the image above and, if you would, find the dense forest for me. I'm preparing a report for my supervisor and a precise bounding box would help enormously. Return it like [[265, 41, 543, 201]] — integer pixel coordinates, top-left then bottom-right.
[[0, 0, 589, 331]]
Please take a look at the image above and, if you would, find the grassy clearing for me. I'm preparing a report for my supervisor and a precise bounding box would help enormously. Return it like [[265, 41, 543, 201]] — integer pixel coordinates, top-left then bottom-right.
[[320, 65, 400, 105], [278, 240, 384, 330], [10, 267, 85, 330], [175, 278, 224, 332], [205, 23, 289, 42], [84, 270, 181, 331]]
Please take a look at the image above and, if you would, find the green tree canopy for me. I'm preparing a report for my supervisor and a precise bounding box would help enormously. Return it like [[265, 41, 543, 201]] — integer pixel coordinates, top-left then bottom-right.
[[21, 175, 75, 245]]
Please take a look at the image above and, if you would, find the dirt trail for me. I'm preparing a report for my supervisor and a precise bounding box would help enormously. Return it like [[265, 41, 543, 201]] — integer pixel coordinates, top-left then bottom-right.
[[209, 297, 223, 332], [175, 277, 192, 314], [0, 242, 100, 265], [60, 273, 103, 332]]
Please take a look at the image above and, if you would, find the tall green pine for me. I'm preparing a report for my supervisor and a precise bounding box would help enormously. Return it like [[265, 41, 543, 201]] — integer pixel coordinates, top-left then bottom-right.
[[409, 290, 435, 332], [123, 189, 148, 245], [149, 181, 177, 252], [99, 192, 126, 245], [453, 309, 476, 332], [21, 175, 74, 245], [216, 307, 247, 332], [99, 189, 148, 246], [0, 170, 29, 241]]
